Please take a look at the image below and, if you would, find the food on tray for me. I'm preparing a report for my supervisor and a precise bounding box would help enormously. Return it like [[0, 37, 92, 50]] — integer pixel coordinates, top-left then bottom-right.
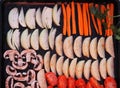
[[83, 60, 92, 80], [25, 9, 36, 29], [53, 4, 61, 26], [90, 37, 97, 59], [36, 8, 44, 28], [19, 8, 26, 27], [8, 8, 19, 29], [50, 54, 57, 74], [31, 81, 39, 88], [68, 77, 76, 88], [73, 36, 82, 58], [37, 69, 47, 88], [55, 33, 63, 56], [75, 78, 86, 88], [44, 51, 50, 72], [105, 36, 115, 57], [97, 37, 105, 58], [6, 65, 17, 76], [91, 60, 101, 81], [63, 36, 74, 59], [69, 58, 77, 78], [58, 75, 67, 88], [62, 58, 69, 78], [49, 28, 57, 50], [89, 77, 101, 88], [56, 56, 64, 76], [30, 29, 39, 50], [21, 29, 31, 49], [107, 57, 114, 78], [82, 37, 91, 58], [14, 82, 25, 88], [75, 60, 85, 79], [5, 76, 14, 88], [39, 29, 49, 50]]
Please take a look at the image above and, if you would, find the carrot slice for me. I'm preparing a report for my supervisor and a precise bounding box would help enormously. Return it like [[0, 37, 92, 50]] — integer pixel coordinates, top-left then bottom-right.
[[62, 3, 67, 35], [66, 4, 71, 36], [71, 1, 76, 34], [77, 3, 84, 35]]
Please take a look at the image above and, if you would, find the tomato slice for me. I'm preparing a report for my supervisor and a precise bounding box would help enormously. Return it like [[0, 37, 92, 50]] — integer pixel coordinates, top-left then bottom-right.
[[86, 82, 93, 88], [89, 77, 101, 88], [58, 75, 67, 88], [68, 77, 75, 88], [104, 77, 117, 88], [75, 78, 86, 88], [48, 86, 53, 88]]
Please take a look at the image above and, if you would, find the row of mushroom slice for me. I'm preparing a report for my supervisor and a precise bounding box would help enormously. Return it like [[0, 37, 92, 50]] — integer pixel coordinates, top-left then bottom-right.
[[44, 51, 114, 81], [8, 4, 61, 29], [7, 28, 115, 59]]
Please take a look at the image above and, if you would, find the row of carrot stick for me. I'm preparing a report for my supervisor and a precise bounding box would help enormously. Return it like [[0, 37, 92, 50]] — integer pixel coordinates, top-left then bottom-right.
[[62, 2, 114, 36]]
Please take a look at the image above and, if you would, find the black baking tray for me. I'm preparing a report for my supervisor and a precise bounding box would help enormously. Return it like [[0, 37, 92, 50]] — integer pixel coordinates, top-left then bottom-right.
[[1, 0, 120, 88]]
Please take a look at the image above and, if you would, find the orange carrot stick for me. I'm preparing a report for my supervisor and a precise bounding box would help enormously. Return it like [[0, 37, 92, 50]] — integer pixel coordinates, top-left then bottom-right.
[[71, 1, 76, 34], [101, 5, 106, 23], [62, 3, 67, 35], [77, 3, 84, 35], [66, 4, 71, 36]]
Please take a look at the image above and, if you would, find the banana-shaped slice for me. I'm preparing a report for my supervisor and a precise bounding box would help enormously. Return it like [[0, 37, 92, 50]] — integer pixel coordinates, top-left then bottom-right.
[[44, 51, 50, 72], [105, 36, 115, 57], [39, 29, 49, 50], [50, 54, 57, 74], [69, 58, 77, 78], [100, 58, 107, 79], [53, 4, 61, 26], [84, 60, 92, 80], [7, 29, 16, 49], [25, 9, 36, 29], [91, 60, 101, 81], [30, 29, 39, 50], [62, 58, 69, 78], [21, 29, 31, 49], [49, 28, 57, 50], [12, 29, 20, 50], [19, 8, 26, 27], [56, 56, 64, 76], [36, 8, 44, 28], [97, 37, 105, 58], [90, 37, 97, 59], [8, 8, 19, 29], [55, 33, 63, 56], [73, 36, 82, 58], [63, 36, 74, 59], [76, 60, 85, 79], [107, 57, 114, 78], [82, 37, 90, 58]]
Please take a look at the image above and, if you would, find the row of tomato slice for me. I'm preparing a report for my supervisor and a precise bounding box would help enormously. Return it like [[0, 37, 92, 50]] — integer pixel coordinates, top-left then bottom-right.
[[45, 72, 117, 88]]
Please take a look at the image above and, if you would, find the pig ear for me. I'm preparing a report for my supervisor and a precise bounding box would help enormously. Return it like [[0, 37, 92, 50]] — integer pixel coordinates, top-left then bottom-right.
[[14, 82, 25, 88]]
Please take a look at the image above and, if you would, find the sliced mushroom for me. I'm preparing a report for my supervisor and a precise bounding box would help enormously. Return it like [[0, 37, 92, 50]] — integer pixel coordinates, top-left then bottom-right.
[[5, 76, 14, 88], [31, 81, 40, 88], [14, 82, 25, 88], [6, 65, 17, 76], [44, 51, 50, 72], [4, 50, 20, 61]]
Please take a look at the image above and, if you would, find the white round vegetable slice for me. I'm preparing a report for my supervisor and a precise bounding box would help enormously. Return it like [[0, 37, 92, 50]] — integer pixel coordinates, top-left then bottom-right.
[[44, 51, 50, 72]]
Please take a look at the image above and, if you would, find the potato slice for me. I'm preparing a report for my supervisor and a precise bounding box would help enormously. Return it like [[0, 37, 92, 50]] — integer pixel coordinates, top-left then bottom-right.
[[37, 69, 47, 88], [100, 58, 107, 79], [55, 33, 63, 56], [82, 37, 90, 57], [105, 36, 115, 57], [50, 54, 57, 74], [97, 37, 105, 58], [107, 57, 114, 78], [44, 51, 50, 72], [69, 58, 77, 78], [8, 8, 19, 29], [84, 60, 92, 80], [56, 56, 64, 75], [30, 29, 39, 50], [36, 8, 44, 28], [76, 60, 85, 79], [39, 29, 49, 50], [74, 36, 82, 58], [91, 60, 101, 81], [62, 58, 69, 78], [63, 36, 74, 59], [25, 9, 36, 29], [49, 28, 57, 50], [90, 37, 97, 59], [19, 8, 26, 27]]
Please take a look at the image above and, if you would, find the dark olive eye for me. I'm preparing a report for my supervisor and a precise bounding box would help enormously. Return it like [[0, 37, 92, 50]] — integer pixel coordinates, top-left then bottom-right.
[[14, 58, 18, 62], [22, 57, 26, 62]]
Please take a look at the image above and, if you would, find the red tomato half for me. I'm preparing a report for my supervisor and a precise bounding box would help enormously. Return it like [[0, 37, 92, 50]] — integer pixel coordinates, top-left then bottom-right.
[[68, 77, 75, 88], [58, 75, 67, 88], [48, 86, 53, 88], [75, 78, 86, 88], [89, 77, 101, 88], [86, 82, 93, 88]]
